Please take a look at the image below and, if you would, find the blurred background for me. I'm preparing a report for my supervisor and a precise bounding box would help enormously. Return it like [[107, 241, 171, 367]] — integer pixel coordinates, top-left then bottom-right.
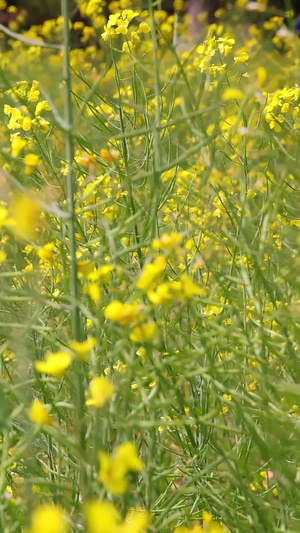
[[1, 0, 300, 41], [2, 0, 300, 26]]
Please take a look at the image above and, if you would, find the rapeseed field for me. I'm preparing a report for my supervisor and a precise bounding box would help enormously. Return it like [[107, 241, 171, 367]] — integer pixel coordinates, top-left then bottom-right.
[[0, 0, 300, 531]]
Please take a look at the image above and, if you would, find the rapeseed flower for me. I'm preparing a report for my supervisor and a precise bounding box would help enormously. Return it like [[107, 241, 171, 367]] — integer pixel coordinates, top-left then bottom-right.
[[28, 399, 53, 426], [175, 511, 227, 532], [104, 300, 142, 325], [37, 243, 56, 264], [24, 153, 41, 175], [29, 504, 69, 533], [68, 337, 97, 361], [137, 22, 151, 34], [88, 264, 114, 283], [147, 283, 173, 305], [0, 205, 8, 230], [85, 500, 120, 533], [98, 442, 143, 494], [77, 260, 95, 278], [35, 100, 51, 116], [84, 282, 101, 303], [85, 376, 115, 407], [85, 501, 150, 533], [10, 135, 26, 157], [152, 232, 183, 251], [0, 250, 6, 263], [116, 441, 144, 472], [234, 51, 249, 64], [178, 274, 206, 298], [118, 508, 150, 533], [9, 194, 40, 241], [34, 351, 73, 378], [27, 80, 40, 102], [4, 105, 24, 130], [129, 323, 157, 343], [136, 256, 167, 291]]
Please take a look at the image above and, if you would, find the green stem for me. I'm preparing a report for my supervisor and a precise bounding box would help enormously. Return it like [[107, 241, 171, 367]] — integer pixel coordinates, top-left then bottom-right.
[[61, 0, 80, 341], [61, 0, 86, 495], [148, 0, 162, 239]]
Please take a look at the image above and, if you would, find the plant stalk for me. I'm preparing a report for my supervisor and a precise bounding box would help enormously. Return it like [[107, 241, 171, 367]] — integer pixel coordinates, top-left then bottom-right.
[[61, 0, 81, 342], [61, 0, 86, 496]]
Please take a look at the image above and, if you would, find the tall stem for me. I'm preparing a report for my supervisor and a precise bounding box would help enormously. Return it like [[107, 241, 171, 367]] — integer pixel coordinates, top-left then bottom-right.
[[148, 0, 161, 239], [61, 0, 86, 496], [61, 0, 81, 341]]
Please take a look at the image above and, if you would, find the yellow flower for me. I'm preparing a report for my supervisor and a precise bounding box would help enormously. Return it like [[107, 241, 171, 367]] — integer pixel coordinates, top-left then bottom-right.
[[217, 37, 235, 56], [98, 442, 143, 494], [281, 102, 289, 113], [27, 80, 40, 102], [22, 116, 32, 131], [24, 153, 41, 175], [85, 376, 115, 407], [34, 351, 73, 378], [0, 205, 9, 230], [77, 260, 95, 278], [256, 66, 267, 87], [122, 41, 134, 53], [84, 282, 101, 303], [0, 250, 6, 263], [116, 441, 144, 472], [98, 451, 128, 494], [33, 116, 50, 133], [115, 22, 128, 35], [175, 511, 227, 532], [104, 300, 142, 325], [222, 88, 243, 102], [137, 22, 151, 34], [4, 105, 23, 130], [9, 194, 41, 241], [221, 394, 232, 414], [152, 232, 183, 251], [118, 508, 151, 533], [6, 80, 28, 101], [174, 0, 185, 11], [179, 274, 206, 298], [147, 283, 173, 305], [203, 302, 224, 317], [68, 337, 97, 361], [88, 264, 114, 283], [104, 204, 118, 221], [234, 51, 249, 64], [100, 148, 111, 163], [11, 135, 26, 157], [28, 399, 53, 426], [136, 256, 167, 291], [85, 500, 120, 533], [130, 323, 157, 343], [223, 394, 232, 401], [37, 243, 56, 264], [85, 501, 150, 533], [35, 100, 51, 116], [29, 504, 69, 533]]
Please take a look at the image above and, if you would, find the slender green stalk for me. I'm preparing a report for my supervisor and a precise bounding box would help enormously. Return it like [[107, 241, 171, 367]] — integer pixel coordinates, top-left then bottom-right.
[[61, 0, 81, 342], [0, 23, 63, 49], [148, 0, 162, 238], [61, 0, 86, 495], [148, 0, 161, 173]]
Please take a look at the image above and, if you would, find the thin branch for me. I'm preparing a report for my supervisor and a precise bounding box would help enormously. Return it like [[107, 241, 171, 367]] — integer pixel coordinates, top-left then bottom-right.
[[0, 23, 63, 49]]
